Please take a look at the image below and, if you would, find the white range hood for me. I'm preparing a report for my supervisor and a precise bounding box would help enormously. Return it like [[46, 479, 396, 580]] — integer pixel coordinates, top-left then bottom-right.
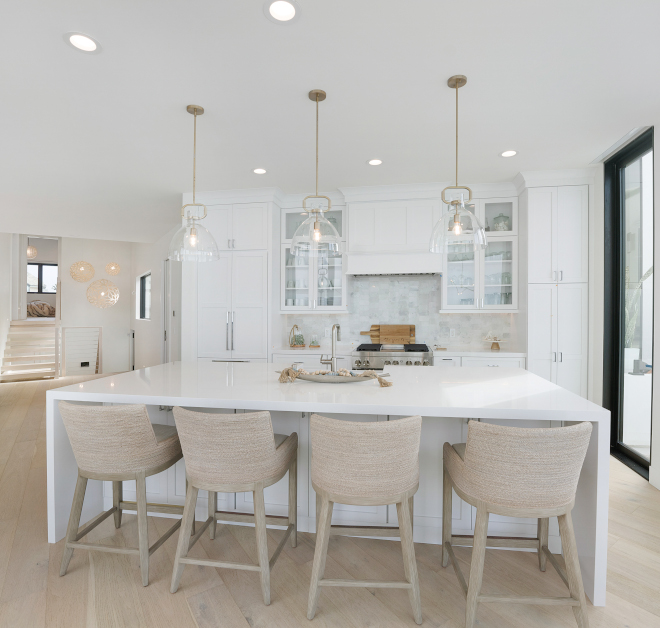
[[345, 252, 442, 276]]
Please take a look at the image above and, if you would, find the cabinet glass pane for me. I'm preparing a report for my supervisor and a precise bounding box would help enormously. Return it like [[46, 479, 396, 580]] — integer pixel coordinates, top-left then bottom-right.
[[285, 210, 342, 240], [446, 244, 476, 306], [284, 247, 310, 308], [484, 201, 514, 233], [483, 240, 513, 306], [316, 250, 343, 307]]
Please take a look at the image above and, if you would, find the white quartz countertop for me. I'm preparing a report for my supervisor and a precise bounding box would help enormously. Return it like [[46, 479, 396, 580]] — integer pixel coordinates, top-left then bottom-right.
[[48, 361, 606, 422], [272, 346, 526, 357]]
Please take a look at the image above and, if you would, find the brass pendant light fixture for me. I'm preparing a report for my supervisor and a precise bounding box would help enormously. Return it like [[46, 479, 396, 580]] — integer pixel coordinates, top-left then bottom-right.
[[291, 90, 342, 258], [430, 75, 487, 253], [168, 105, 220, 262]]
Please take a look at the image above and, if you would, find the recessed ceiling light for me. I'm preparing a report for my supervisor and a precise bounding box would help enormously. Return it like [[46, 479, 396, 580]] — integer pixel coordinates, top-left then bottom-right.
[[501, 150, 517, 157], [253, 168, 267, 174], [263, 0, 300, 23], [368, 159, 383, 166], [64, 32, 101, 54]]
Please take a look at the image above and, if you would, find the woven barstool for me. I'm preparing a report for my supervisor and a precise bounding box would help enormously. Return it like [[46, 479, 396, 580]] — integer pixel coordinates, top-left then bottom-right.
[[58, 402, 184, 586], [170, 407, 298, 605], [308, 414, 423, 624], [442, 420, 593, 628]]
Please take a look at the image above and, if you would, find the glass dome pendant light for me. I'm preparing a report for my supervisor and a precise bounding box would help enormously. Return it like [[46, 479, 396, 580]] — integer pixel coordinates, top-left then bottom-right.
[[291, 90, 342, 258], [168, 105, 220, 262], [429, 75, 487, 253]]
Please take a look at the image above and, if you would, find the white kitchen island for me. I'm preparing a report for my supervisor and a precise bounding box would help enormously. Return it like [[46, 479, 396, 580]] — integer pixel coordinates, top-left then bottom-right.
[[47, 361, 610, 605]]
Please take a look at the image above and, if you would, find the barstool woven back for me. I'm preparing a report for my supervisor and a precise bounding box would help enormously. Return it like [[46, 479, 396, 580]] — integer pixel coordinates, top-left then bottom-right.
[[448, 420, 592, 511], [59, 402, 177, 476], [172, 407, 294, 488], [311, 414, 422, 502]]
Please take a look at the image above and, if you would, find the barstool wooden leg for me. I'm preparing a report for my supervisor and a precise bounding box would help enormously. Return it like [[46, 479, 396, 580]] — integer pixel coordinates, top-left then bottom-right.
[[308, 495, 334, 620], [397, 499, 423, 625], [538, 517, 549, 571], [558, 512, 590, 628], [442, 464, 452, 568], [186, 479, 195, 535], [315, 491, 321, 536], [253, 484, 271, 605], [60, 474, 88, 576], [288, 458, 297, 548], [112, 481, 123, 529], [171, 484, 199, 593], [136, 472, 150, 586], [465, 508, 488, 628], [208, 491, 217, 539]]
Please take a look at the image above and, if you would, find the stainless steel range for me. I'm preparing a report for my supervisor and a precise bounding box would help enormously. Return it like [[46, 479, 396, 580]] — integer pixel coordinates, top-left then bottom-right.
[[351, 344, 434, 370]]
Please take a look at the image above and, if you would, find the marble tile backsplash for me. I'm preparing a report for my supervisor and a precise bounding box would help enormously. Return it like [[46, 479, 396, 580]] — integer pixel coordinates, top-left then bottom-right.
[[283, 275, 522, 351]]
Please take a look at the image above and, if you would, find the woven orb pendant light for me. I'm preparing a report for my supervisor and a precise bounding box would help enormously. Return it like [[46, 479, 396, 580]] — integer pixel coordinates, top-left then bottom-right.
[[26, 238, 38, 260]]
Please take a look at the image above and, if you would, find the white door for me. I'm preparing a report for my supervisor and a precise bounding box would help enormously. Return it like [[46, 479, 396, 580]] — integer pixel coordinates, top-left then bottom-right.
[[527, 187, 557, 283], [203, 205, 232, 251], [232, 203, 268, 250], [197, 253, 232, 359], [556, 283, 588, 397], [557, 186, 589, 283], [231, 251, 268, 359], [527, 284, 558, 383]]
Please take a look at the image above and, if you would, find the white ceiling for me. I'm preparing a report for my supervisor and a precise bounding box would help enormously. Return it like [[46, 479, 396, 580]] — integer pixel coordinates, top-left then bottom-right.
[[1, 0, 658, 242]]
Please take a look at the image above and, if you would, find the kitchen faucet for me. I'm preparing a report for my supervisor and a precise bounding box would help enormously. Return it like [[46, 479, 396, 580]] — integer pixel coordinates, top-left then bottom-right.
[[320, 324, 341, 371]]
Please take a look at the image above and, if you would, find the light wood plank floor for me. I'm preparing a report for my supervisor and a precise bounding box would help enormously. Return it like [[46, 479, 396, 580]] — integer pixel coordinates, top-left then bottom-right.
[[1, 376, 659, 627]]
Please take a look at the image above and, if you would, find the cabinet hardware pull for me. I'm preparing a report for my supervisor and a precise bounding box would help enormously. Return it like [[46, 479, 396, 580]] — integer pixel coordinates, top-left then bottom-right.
[[488, 365, 499, 367], [553, 352, 557, 362], [226, 312, 229, 351], [553, 271, 557, 281], [228, 239, 231, 249], [231, 311, 235, 350], [232, 239, 236, 249], [559, 352, 563, 362]]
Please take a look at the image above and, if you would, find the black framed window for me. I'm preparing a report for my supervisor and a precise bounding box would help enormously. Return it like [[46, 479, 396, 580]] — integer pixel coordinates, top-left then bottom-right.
[[27, 263, 58, 294], [139, 272, 151, 320], [604, 128, 654, 478]]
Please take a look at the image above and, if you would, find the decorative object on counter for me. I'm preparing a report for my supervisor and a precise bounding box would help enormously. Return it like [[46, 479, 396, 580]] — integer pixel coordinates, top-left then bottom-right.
[[70, 261, 95, 282], [430, 75, 487, 254], [289, 324, 305, 348], [290, 89, 342, 259], [87, 279, 119, 308], [168, 105, 220, 263], [309, 334, 320, 348], [277, 367, 392, 387], [105, 262, 120, 275], [27, 300, 56, 317], [493, 213, 510, 231], [483, 332, 506, 351], [26, 237, 38, 260], [434, 346, 447, 351], [359, 324, 415, 345]]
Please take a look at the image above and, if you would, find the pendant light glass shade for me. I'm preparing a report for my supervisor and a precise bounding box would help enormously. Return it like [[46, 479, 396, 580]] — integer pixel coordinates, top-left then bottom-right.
[[168, 105, 219, 263], [429, 195, 487, 253], [168, 217, 219, 262], [26, 238, 38, 260]]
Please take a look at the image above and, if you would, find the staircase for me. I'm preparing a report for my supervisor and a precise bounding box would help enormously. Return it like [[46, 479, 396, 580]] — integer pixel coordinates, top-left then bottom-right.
[[1, 320, 58, 382]]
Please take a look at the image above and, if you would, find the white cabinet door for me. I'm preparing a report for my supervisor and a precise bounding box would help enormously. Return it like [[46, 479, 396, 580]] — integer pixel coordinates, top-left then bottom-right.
[[527, 284, 558, 383], [557, 186, 589, 283], [232, 203, 268, 250], [376, 203, 409, 251], [197, 253, 232, 359], [203, 205, 232, 251], [231, 251, 268, 359], [556, 283, 588, 397], [347, 203, 377, 251], [527, 187, 557, 283], [461, 357, 526, 368], [406, 201, 437, 251], [434, 356, 461, 367]]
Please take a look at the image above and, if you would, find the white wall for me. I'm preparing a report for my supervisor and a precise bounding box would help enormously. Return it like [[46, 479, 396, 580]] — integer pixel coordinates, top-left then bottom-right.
[[60, 238, 133, 373], [130, 226, 178, 369], [0, 233, 12, 358]]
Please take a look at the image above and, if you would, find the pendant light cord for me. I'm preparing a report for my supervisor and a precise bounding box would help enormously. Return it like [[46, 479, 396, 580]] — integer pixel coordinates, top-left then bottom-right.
[[315, 93, 319, 198], [192, 108, 197, 205], [455, 83, 458, 188]]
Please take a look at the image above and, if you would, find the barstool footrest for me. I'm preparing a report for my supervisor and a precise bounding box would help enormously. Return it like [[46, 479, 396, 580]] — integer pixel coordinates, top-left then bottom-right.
[[66, 542, 139, 555], [149, 519, 182, 556], [119, 501, 184, 515], [451, 534, 538, 549], [319, 578, 413, 589], [542, 546, 569, 588], [187, 516, 213, 551], [329, 525, 400, 538], [213, 509, 290, 528], [179, 556, 261, 571], [479, 594, 579, 606], [446, 543, 468, 597], [74, 506, 117, 541]]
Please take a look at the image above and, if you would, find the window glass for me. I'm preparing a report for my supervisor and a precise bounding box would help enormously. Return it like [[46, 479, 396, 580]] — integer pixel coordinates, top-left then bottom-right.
[[41, 265, 58, 293], [27, 264, 39, 292], [140, 273, 152, 319]]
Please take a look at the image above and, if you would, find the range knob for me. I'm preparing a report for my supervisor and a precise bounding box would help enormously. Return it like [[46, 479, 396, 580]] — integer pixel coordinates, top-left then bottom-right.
[[392, 360, 399, 365], [406, 360, 413, 366], [364, 359, 370, 367], [384, 360, 392, 365], [414, 361, 421, 366], [354, 359, 362, 367], [423, 360, 430, 366]]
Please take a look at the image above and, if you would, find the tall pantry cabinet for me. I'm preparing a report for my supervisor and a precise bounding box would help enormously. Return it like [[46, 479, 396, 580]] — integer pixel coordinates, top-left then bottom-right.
[[523, 185, 589, 397]]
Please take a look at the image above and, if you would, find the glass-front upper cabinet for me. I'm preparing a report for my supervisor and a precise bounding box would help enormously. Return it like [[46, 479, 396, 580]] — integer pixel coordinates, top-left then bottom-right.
[[481, 238, 518, 310], [444, 243, 478, 308], [441, 197, 518, 237], [282, 207, 345, 241]]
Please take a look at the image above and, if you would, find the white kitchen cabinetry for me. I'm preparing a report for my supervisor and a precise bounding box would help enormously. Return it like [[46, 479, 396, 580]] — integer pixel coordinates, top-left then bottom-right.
[[461, 356, 526, 368], [434, 356, 461, 367], [441, 237, 518, 311], [526, 186, 588, 283], [198, 251, 268, 360], [527, 283, 588, 397], [202, 202, 268, 251], [347, 200, 440, 253]]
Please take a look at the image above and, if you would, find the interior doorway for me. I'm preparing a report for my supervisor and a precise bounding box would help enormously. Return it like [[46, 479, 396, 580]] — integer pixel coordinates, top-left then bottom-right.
[[25, 236, 60, 322]]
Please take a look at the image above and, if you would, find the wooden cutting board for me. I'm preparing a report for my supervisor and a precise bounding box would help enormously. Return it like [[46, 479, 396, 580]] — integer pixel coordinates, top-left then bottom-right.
[[360, 324, 415, 345]]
